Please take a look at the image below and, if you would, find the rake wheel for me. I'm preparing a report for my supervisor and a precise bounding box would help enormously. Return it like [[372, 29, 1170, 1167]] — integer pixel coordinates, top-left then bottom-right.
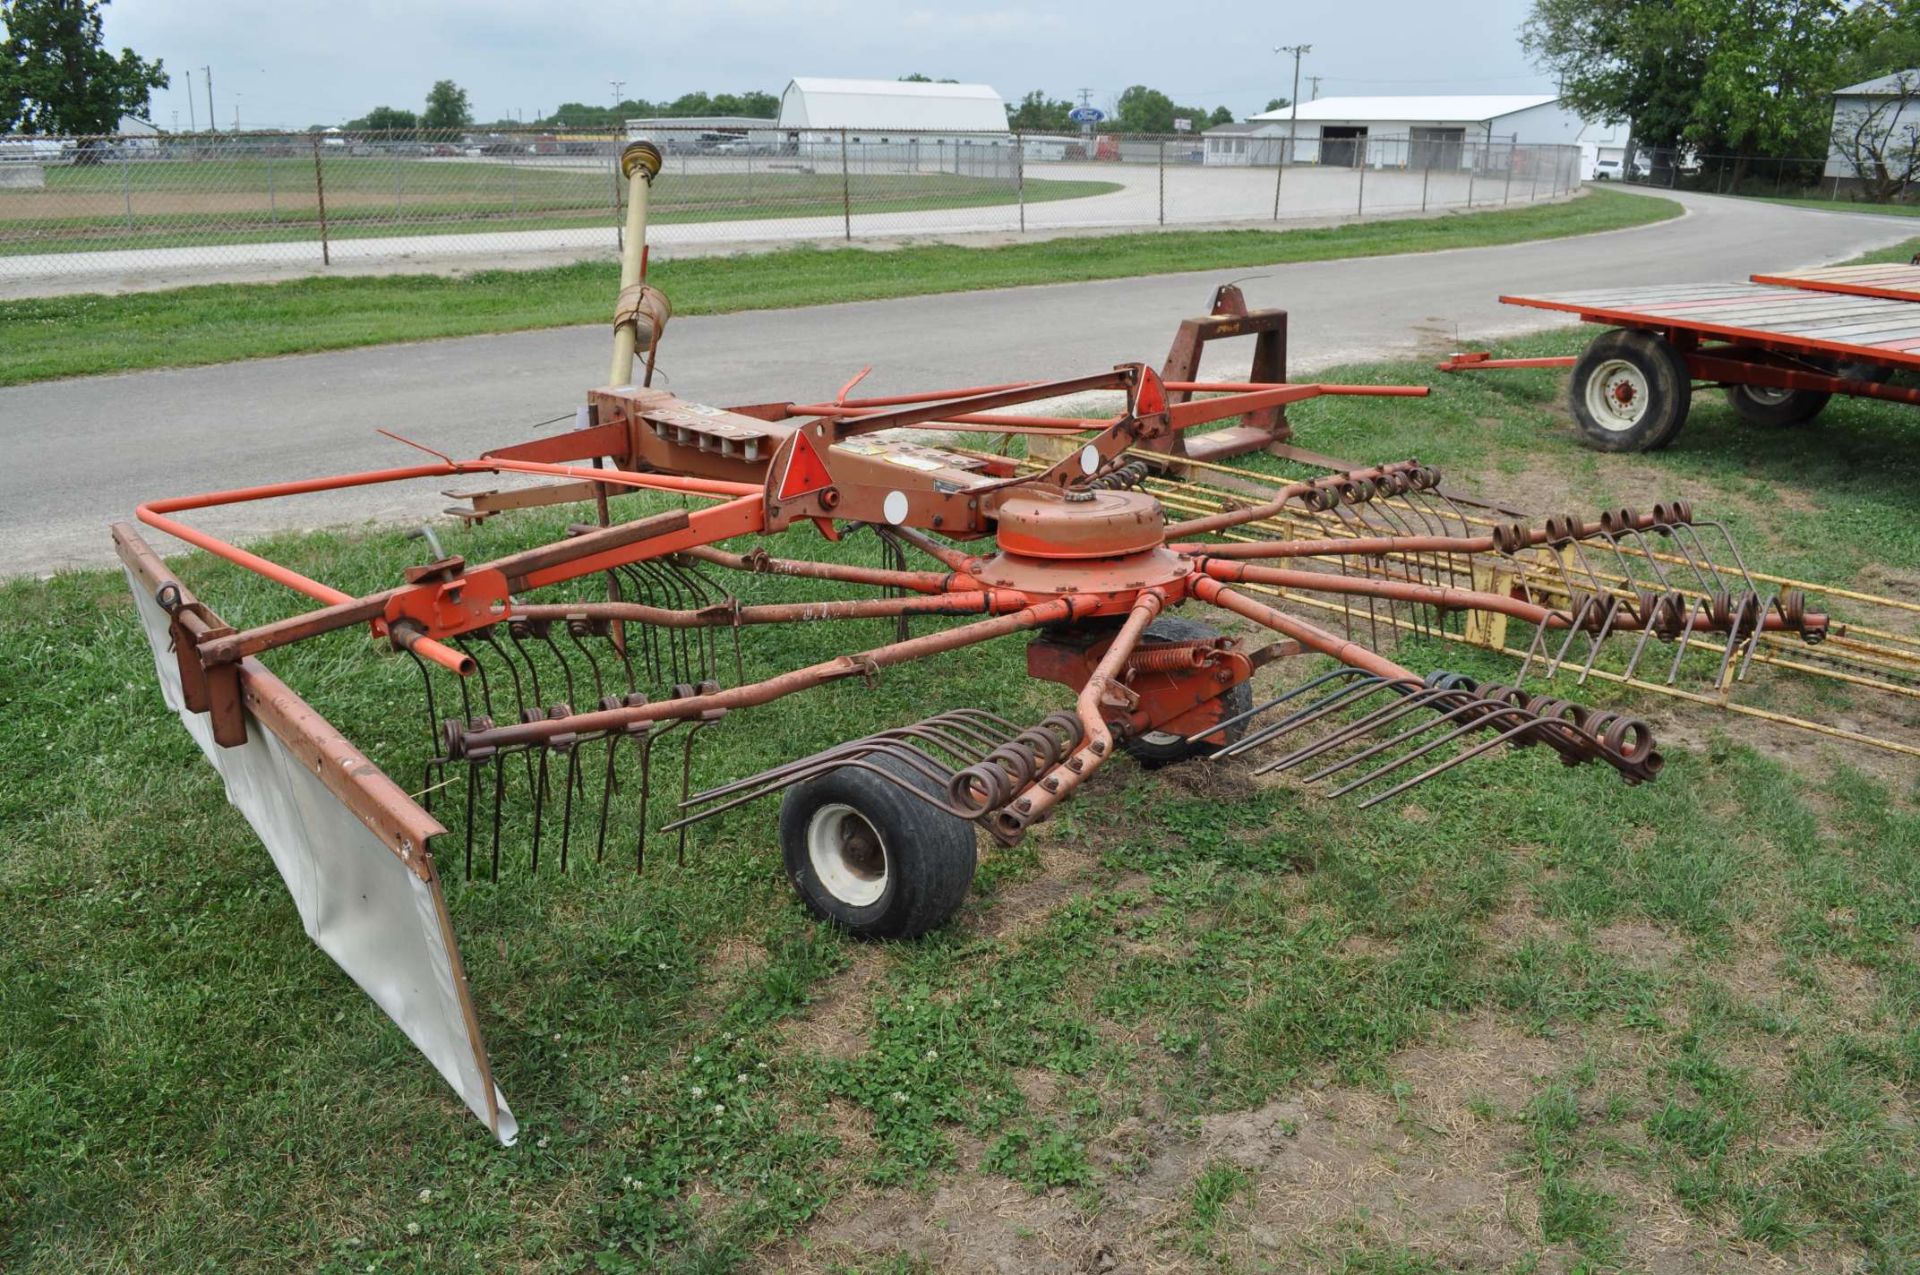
[[780, 753, 977, 939]]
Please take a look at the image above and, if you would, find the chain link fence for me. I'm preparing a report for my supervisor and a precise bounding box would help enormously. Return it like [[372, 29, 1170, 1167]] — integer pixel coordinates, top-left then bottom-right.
[[0, 127, 1581, 289], [1621, 146, 1919, 205]]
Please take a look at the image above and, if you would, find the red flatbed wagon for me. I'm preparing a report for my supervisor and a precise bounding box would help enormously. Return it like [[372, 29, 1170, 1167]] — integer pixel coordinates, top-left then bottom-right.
[[1439, 260, 1920, 451]]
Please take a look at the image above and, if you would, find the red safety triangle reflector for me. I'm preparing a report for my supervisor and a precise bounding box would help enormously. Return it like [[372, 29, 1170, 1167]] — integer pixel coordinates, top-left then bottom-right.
[[1132, 366, 1167, 417], [777, 431, 835, 501]]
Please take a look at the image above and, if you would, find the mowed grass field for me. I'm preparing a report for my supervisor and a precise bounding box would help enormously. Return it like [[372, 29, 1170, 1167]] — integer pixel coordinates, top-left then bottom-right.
[[0, 155, 1118, 254], [0, 188, 1682, 386], [3, 329, 1918, 1272]]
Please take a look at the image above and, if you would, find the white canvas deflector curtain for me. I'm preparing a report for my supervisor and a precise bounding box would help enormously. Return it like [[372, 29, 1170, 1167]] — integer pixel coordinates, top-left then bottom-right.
[[127, 572, 517, 1144]]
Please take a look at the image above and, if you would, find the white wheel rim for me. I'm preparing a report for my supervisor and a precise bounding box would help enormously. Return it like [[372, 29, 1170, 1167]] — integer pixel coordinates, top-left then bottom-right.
[[1742, 385, 1793, 406], [1139, 730, 1181, 747], [1585, 359, 1651, 432], [807, 803, 888, 907]]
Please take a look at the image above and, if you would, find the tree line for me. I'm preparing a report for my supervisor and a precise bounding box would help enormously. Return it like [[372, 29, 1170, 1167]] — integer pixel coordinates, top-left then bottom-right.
[[1526, 0, 1920, 158]]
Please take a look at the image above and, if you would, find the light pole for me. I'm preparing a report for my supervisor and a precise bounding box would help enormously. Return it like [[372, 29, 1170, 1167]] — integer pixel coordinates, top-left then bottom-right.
[[203, 66, 215, 133], [1271, 42, 1310, 219]]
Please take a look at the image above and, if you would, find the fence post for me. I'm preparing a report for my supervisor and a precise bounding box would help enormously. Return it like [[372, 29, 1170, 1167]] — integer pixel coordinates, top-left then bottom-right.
[[1158, 137, 1166, 226], [509, 147, 519, 217], [1467, 148, 1476, 208], [1503, 147, 1513, 204], [121, 144, 134, 233], [1356, 148, 1366, 216], [1271, 135, 1285, 220], [1528, 149, 1539, 202], [394, 145, 404, 220], [311, 134, 331, 265], [267, 144, 278, 223], [841, 127, 852, 241], [611, 138, 623, 253], [1016, 130, 1026, 233], [1421, 159, 1430, 212]]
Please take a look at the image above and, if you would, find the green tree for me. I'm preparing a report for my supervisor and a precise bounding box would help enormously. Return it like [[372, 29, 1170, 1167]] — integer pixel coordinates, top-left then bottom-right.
[[1833, 0, 1920, 85], [1209, 105, 1234, 126], [351, 104, 417, 134], [1521, 0, 1852, 154], [421, 78, 472, 130], [1007, 89, 1074, 131], [1265, 97, 1291, 113], [0, 0, 167, 135], [899, 72, 932, 82], [1115, 84, 1176, 133]]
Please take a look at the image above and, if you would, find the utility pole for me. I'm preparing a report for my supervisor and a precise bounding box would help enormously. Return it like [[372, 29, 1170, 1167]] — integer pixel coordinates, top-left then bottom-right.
[[610, 80, 625, 109], [1308, 75, 1323, 101], [1272, 43, 1310, 219], [203, 66, 215, 133]]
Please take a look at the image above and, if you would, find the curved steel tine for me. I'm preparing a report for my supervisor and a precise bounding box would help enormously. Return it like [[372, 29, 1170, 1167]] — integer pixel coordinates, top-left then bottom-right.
[[660, 738, 969, 835], [507, 623, 546, 708], [559, 743, 577, 873], [539, 624, 580, 711], [1353, 713, 1558, 808], [1544, 596, 1601, 678], [1667, 599, 1707, 686], [1328, 698, 1545, 797], [1288, 687, 1486, 779], [1575, 597, 1627, 684], [490, 756, 505, 880], [678, 710, 1011, 810], [1221, 675, 1409, 760], [566, 620, 608, 704], [1194, 667, 1378, 747], [1261, 685, 1468, 776], [530, 746, 549, 875], [615, 564, 661, 684], [1733, 593, 1776, 683]]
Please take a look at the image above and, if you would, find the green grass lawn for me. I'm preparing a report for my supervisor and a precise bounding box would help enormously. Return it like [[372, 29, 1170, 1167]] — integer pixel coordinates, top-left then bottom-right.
[[3, 336, 1916, 1272], [1759, 195, 1920, 218], [1847, 235, 1920, 265], [0, 188, 1679, 387]]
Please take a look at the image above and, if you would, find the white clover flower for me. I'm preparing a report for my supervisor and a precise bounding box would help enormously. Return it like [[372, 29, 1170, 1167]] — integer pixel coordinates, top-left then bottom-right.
[[756, 1060, 769, 1070], [656, 962, 668, 970], [690, 1085, 705, 1099], [536, 1135, 550, 1149], [416, 1188, 432, 1203], [712, 1103, 726, 1116], [405, 1221, 421, 1237], [622, 1175, 637, 1190], [892, 1091, 909, 1104], [923, 1049, 939, 1062], [737, 1073, 749, 1085]]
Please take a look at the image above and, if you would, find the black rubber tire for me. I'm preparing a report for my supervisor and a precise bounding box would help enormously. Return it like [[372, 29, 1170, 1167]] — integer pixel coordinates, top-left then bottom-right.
[[1722, 382, 1831, 427], [1121, 617, 1254, 769], [1567, 328, 1693, 452], [779, 753, 976, 940]]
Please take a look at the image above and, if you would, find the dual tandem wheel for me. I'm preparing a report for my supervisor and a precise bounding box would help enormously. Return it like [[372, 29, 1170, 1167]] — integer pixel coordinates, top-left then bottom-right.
[[1566, 327, 1888, 452], [780, 618, 1251, 939]]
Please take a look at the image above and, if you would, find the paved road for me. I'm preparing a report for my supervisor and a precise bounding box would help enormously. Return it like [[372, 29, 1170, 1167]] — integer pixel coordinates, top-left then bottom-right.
[[7, 188, 1914, 576]]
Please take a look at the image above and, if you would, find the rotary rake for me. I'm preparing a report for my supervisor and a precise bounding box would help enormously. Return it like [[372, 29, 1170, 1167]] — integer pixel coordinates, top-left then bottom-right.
[[116, 142, 1848, 1143]]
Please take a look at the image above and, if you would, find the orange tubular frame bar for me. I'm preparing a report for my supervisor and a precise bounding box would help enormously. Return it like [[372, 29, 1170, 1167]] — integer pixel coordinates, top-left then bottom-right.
[[136, 459, 765, 676]]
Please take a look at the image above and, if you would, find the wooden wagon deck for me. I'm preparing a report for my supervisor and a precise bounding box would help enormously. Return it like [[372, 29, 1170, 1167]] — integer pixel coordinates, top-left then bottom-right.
[[1750, 263, 1920, 304], [1500, 280, 1920, 370]]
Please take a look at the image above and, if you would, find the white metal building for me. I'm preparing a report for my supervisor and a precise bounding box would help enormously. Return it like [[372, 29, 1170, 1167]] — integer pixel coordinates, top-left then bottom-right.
[[776, 77, 1009, 146], [1825, 71, 1920, 184], [1206, 94, 1625, 174]]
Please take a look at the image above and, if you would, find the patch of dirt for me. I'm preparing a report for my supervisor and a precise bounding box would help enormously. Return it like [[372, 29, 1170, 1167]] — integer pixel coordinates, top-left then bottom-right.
[[1590, 919, 1687, 969], [969, 839, 1101, 941], [776, 947, 883, 1063], [779, 1174, 1108, 1275]]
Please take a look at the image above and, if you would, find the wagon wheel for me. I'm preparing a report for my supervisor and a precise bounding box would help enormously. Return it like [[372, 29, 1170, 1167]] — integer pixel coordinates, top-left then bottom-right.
[[779, 753, 976, 939], [1723, 360, 1888, 428], [1567, 328, 1692, 452], [1121, 617, 1254, 769]]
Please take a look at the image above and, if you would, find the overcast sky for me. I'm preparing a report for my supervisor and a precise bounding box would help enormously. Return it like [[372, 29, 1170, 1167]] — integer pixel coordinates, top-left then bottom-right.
[[105, 0, 1553, 130]]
